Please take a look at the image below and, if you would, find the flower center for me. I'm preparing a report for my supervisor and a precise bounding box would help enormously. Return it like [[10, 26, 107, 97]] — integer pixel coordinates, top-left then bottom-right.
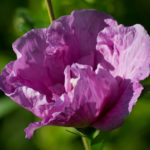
[[70, 78, 79, 88]]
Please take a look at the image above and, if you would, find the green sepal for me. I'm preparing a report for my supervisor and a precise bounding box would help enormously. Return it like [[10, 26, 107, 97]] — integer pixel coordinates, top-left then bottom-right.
[[75, 127, 109, 150]]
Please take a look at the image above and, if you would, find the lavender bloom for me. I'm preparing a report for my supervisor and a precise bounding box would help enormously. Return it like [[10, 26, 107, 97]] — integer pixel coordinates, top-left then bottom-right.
[[0, 9, 150, 139]]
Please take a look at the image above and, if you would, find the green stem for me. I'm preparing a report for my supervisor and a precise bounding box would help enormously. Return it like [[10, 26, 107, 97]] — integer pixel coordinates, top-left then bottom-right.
[[45, 0, 55, 23], [82, 137, 90, 150]]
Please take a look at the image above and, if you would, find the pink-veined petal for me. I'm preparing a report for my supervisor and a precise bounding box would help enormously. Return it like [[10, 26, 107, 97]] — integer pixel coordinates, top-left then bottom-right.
[[96, 19, 150, 81]]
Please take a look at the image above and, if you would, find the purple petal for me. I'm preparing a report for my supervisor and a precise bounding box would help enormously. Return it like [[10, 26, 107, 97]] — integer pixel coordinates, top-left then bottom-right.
[[25, 94, 70, 138], [92, 79, 143, 130], [0, 61, 65, 118], [24, 63, 119, 138], [25, 121, 44, 139], [0, 62, 15, 94], [0, 62, 50, 118], [12, 28, 65, 100], [1, 9, 150, 139], [49, 64, 119, 127], [96, 19, 150, 81], [47, 9, 112, 67]]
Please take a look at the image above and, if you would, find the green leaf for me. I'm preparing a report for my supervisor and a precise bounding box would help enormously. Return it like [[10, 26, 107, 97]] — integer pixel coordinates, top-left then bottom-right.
[[91, 131, 109, 145], [141, 84, 150, 96], [90, 131, 109, 150], [91, 142, 104, 150], [76, 127, 96, 139], [76, 127, 110, 150], [13, 8, 35, 35], [0, 53, 13, 72], [0, 96, 19, 118]]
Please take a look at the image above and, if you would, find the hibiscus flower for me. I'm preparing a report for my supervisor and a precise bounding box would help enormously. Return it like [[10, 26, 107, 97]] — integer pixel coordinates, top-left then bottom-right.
[[0, 9, 150, 139]]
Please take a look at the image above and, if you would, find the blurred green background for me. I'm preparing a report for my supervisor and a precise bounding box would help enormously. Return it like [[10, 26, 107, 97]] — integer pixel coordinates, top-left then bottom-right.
[[0, 0, 150, 150]]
